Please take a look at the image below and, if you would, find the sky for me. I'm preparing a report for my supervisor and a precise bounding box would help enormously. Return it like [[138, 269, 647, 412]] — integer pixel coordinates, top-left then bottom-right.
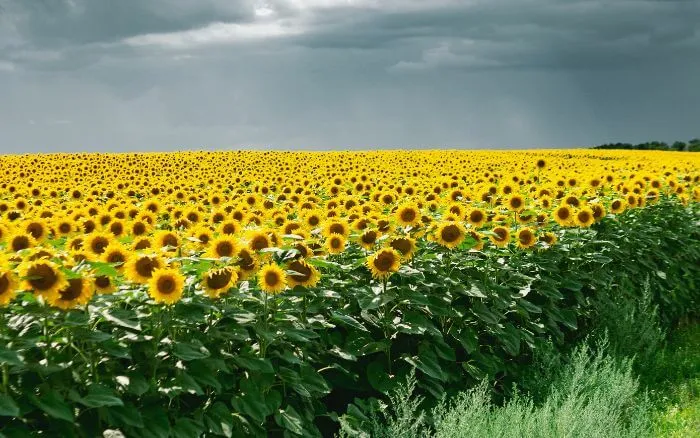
[[0, 0, 699, 153]]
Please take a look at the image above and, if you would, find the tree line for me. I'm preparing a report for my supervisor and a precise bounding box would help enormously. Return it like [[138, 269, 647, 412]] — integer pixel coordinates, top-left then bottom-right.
[[592, 139, 700, 152]]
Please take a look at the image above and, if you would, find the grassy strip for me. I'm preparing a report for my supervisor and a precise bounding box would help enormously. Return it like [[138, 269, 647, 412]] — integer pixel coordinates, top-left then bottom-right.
[[339, 323, 699, 437], [648, 323, 700, 437]]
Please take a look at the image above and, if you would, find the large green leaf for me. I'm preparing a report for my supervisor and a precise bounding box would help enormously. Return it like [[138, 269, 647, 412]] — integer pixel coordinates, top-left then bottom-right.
[[30, 391, 74, 422], [274, 405, 305, 436], [0, 394, 20, 417]]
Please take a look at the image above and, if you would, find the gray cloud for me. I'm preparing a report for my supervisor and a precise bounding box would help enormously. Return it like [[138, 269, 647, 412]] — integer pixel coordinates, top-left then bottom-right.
[[1, 0, 698, 153]]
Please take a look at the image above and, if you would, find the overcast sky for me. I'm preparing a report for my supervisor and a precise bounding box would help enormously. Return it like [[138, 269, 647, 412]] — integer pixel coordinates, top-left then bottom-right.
[[1, 0, 699, 153]]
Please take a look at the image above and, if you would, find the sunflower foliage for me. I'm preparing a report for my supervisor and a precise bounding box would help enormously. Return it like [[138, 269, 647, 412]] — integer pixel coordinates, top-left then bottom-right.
[[0, 150, 698, 437]]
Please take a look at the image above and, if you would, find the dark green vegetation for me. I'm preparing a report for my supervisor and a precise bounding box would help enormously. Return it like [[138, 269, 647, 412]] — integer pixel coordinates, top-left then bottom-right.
[[592, 138, 700, 151], [1, 199, 699, 437], [339, 324, 700, 438]]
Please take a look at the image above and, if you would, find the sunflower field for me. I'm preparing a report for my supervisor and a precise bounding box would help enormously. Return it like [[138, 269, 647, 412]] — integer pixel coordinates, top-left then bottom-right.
[[0, 150, 698, 437]]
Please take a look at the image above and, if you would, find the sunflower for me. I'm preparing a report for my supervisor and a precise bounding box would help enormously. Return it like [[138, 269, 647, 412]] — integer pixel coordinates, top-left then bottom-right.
[[359, 229, 378, 250], [247, 229, 272, 252], [125, 253, 165, 284], [286, 259, 321, 288], [0, 270, 18, 306], [154, 230, 180, 253], [235, 247, 259, 280], [553, 204, 573, 227], [94, 275, 117, 294], [101, 243, 129, 270], [516, 227, 537, 249], [218, 220, 240, 236], [132, 236, 153, 251], [258, 263, 287, 294], [367, 248, 401, 279], [205, 236, 239, 259], [434, 221, 466, 249], [50, 276, 94, 310], [22, 220, 49, 243], [575, 207, 595, 228], [18, 260, 68, 300], [148, 268, 185, 304], [590, 203, 606, 221], [389, 236, 417, 260], [322, 233, 345, 255], [506, 194, 525, 212], [53, 217, 76, 237], [202, 267, 238, 298], [467, 208, 487, 228], [395, 203, 421, 227], [84, 232, 114, 257], [8, 231, 37, 253], [540, 232, 558, 246], [489, 226, 511, 247], [610, 199, 626, 214]]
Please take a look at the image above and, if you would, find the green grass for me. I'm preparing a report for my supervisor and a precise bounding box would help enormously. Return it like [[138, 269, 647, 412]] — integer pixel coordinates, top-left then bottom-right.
[[646, 322, 700, 437], [339, 322, 700, 438]]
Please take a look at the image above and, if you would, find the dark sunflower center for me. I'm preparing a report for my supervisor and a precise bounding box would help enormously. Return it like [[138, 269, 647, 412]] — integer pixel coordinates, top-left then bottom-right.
[[91, 237, 109, 254], [330, 237, 342, 249], [135, 257, 158, 278], [162, 234, 178, 247], [519, 231, 534, 245], [329, 224, 345, 235], [59, 279, 84, 301], [440, 225, 461, 243], [206, 269, 232, 289], [390, 239, 412, 255], [107, 251, 125, 264], [0, 274, 10, 295], [95, 276, 111, 288], [237, 252, 256, 271], [361, 230, 377, 244], [288, 261, 312, 282], [134, 239, 151, 250], [250, 235, 269, 251], [157, 276, 176, 295], [110, 222, 124, 236], [578, 211, 591, 223], [27, 263, 58, 291], [510, 198, 522, 208], [373, 251, 397, 272], [12, 236, 31, 251], [222, 223, 236, 234], [264, 271, 280, 287], [470, 211, 484, 223], [494, 228, 508, 241], [400, 209, 417, 223], [27, 223, 45, 239], [59, 223, 72, 233], [557, 208, 570, 220]]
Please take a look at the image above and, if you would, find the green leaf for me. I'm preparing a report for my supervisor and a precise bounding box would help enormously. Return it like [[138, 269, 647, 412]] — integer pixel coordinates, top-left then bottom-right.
[[231, 390, 268, 424], [85, 261, 121, 277], [274, 405, 305, 436], [367, 360, 394, 394], [141, 406, 171, 438], [30, 391, 74, 422], [404, 350, 448, 382], [300, 364, 331, 395], [105, 404, 144, 428], [78, 387, 124, 408], [330, 311, 369, 332], [0, 394, 20, 417], [233, 356, 274, 374], [0, 348, 23, 366], [101, 309, 142, 332], [464, 284, 487, 298], [172, 418, 203, 438], [172, 341, 210, 361], [205, 402, 234, 438]]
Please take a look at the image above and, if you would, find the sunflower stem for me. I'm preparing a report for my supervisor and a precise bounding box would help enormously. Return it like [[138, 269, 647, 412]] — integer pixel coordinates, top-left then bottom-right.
[[382, 278, 392, 375]]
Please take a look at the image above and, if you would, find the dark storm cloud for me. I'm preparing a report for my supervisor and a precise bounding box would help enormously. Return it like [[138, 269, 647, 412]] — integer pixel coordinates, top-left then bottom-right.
[[0, 0, 699, 153]]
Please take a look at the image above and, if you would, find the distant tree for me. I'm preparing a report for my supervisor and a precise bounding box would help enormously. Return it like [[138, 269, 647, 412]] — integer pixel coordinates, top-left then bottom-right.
[[689, 139, 700, 152], [672, 141, 686, 151]]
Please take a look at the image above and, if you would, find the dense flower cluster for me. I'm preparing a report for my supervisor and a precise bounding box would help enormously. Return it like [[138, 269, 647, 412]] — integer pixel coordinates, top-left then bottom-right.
[[0, 150, 697, 309]]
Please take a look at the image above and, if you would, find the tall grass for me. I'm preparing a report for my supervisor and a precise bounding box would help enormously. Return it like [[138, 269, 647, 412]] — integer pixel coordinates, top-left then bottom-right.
[[339, 340, 652, 438]]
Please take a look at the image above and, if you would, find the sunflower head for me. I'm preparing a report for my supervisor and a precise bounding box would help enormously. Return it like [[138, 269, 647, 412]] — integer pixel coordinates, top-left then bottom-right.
[[286, 259, 320, 288], [490, 226, 511, 247], [553, 204, 573, 226], [148, 268, 185, 304], [19, 259, 68, 301], [467, 208, 487, 228], [367, 248, 401, 279], [326, 233, 346, 255], [395, 203, 420, 227], [125, 253, 165, 284], [0, 270, 18, 306], [202, 267, 238, 298], [575, 207, 595, 228], [206, 236, 239, 259], [94, 275, 117, 295], [101, 243, 128, 270], [516, 227, 537, 249], [359, 229, 378, 250], [50, 276, 94, 310], [258, 263, 287, 294], [389, 237, 417, 260], [434, 221, 466, 249]]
